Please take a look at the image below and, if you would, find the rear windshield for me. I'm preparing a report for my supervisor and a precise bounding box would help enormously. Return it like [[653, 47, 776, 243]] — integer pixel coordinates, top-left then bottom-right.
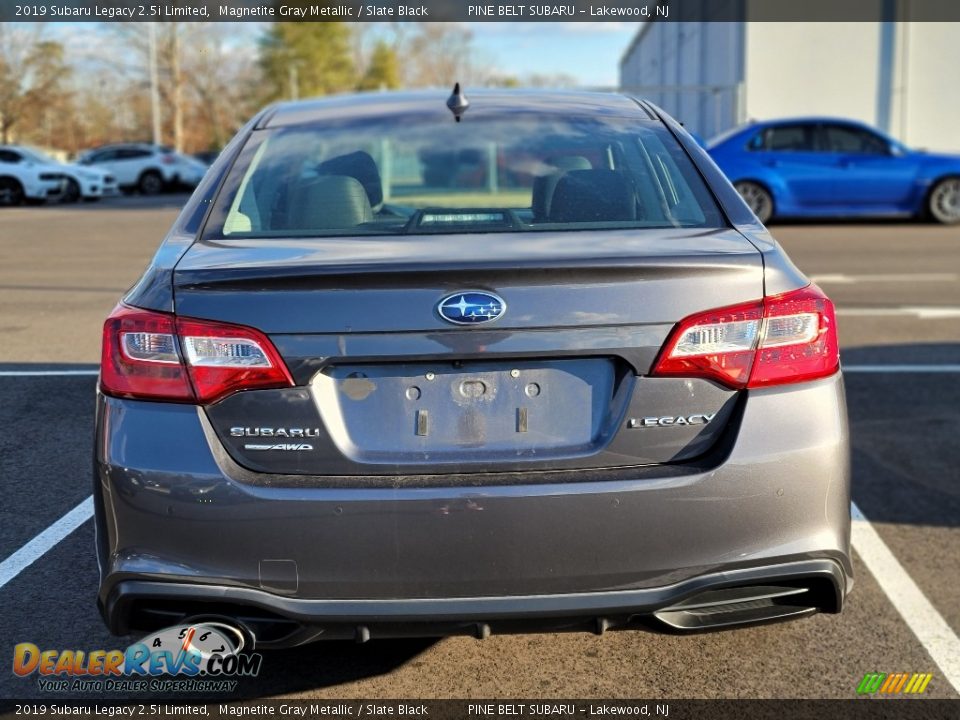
[[205, 114, 725, 238]]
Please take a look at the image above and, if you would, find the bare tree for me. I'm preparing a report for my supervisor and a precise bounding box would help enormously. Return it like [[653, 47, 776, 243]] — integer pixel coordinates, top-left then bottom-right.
[[396, 24, 480, 88], [184, 24, 260, 150], [94, 22, 259, 152], [521, 72, 579, 88], [167, 23, 185, 151], [98, 23, 189, 150], [0, 24, 71, 144]]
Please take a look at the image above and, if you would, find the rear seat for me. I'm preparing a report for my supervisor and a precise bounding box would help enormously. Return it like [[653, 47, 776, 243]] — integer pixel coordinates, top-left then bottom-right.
[[531, 156, 592, 222], [287, 175, 373, 231], [547, 169, 638, 223]]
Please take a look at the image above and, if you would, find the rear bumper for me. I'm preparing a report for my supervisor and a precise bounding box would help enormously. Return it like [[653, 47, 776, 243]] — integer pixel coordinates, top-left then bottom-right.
[[103, 559, 847, 647], [79, 177, 119, 198], [94, 373, 852, 644]]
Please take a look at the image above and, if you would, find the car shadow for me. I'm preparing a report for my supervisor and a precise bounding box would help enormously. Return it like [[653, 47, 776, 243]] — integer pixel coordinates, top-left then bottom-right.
[[42, 194, 192, 212], [842, 342, 960, 528]]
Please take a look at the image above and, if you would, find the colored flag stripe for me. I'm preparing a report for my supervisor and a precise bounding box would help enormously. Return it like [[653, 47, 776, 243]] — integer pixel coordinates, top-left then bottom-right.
[[904, 674, 919, 693]]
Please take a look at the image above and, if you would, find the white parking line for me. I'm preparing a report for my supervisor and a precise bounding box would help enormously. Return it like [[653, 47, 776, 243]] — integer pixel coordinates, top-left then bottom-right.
[[845, 365, 960, 373], [813, 273, 959, 284], [0, 496, 94, 591], [837, 306, 960, 319], [851, 502, 960, 693]]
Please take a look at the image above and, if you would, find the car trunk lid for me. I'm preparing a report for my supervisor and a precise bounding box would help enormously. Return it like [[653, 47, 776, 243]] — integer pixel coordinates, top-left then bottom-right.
[[174, 228, 762, 477]]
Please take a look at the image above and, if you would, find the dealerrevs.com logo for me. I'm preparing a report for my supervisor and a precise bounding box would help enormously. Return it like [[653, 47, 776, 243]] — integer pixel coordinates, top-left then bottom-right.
[[13, 623, 263, 693]]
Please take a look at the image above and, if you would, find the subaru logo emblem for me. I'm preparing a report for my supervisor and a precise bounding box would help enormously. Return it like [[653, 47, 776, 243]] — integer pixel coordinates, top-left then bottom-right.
[[437, 291, 506, 325]]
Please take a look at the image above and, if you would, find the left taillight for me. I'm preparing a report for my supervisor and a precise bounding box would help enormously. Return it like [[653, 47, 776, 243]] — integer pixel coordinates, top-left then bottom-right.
[[100, 305, 293, 404], [651, 284, 840, 389], [101, 306, 193, 402]]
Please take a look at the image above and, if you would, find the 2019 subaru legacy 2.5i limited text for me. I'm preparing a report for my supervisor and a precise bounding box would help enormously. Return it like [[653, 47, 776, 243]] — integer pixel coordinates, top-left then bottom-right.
[[94, 90, 851, 648]]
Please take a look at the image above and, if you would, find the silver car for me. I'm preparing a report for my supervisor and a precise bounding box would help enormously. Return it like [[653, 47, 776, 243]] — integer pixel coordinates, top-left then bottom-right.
[[78, 144, 205, 195], [94, 90, 851, 648]]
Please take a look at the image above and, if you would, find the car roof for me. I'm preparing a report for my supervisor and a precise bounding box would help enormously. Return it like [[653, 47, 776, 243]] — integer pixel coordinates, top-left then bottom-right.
[[710, 117, 880, 146], [261, 89, 657, 128], [0, 145, 55, 158], [85, 143, 157, 152], [755, 116, 875, 127]]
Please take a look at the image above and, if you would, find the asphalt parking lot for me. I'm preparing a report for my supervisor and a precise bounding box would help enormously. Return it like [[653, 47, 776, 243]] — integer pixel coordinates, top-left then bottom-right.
[[0, 196, 958, 700]]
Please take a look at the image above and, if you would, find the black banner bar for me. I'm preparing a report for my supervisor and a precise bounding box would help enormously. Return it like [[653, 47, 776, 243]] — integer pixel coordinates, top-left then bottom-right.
[[2, 701, 960, 720], [4, 0, 960, 23]]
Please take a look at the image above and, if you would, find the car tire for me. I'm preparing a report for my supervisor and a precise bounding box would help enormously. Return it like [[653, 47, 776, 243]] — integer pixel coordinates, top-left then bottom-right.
[[734, 181, 774, 224], [0, 177, 25, 207], [927, 177, 960, 225], [62, 178, 81, 203], [137, 170, 164, 196]]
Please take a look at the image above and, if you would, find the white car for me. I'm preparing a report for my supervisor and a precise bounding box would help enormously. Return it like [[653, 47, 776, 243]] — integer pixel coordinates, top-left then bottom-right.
[[0, 146, 119, 202], [77, 143, 204, 194], [0, 149, 66, 206], [171, 152, 208, 188]]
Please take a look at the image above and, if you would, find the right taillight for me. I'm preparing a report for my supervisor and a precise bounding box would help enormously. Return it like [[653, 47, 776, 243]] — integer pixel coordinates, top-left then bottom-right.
[[749, 284, 840, 387], [100, 304, 293, 404], [651, 284, 839, 389]]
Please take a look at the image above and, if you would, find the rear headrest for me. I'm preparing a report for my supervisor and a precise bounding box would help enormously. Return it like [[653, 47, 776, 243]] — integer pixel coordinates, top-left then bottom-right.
[[287, 175, 373, 231], [531, 156, 593, 222], [317, 151, 383, 208], [550, 156, 592, 172], [547, 169, 637, 223]]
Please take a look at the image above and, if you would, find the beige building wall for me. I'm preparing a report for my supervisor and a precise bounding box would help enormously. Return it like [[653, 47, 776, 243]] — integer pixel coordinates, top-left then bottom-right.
[[743, 23, 881, 126], [620, 18, 960, 152], [892, 23, 960, 152]]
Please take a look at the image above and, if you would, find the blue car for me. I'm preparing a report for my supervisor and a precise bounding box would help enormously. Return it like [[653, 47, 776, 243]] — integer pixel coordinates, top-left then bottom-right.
[[707, 117, 960, 225]]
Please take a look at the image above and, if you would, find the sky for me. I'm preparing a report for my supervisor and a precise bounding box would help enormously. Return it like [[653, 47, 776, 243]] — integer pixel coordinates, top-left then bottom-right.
[[44, 21, 641, 88], [468, 22, 641, 87]]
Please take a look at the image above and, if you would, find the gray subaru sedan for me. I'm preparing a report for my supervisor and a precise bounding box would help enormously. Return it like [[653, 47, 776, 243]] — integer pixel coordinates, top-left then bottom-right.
[[94, 90, 851, 647]]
